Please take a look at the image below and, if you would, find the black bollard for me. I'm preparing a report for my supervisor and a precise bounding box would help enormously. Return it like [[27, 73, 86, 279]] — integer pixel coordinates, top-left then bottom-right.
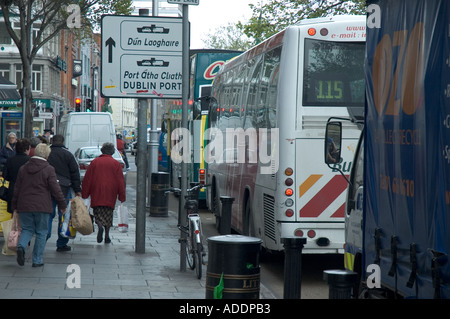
[[323, 269, 358, 299], [282, 237, 307, 299], [150, 172, 169, 217], [219, 196, 234, 235]]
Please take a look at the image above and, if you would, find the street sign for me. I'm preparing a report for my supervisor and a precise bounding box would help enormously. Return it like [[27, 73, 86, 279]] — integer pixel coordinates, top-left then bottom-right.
[[37, 112, 55, 119], [101, 15, 183, 99], [167, 0, 199, 5]]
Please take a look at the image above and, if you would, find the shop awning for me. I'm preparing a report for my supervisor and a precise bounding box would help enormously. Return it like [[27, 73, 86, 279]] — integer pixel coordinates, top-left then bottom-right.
[[0, 76, 20, 101]]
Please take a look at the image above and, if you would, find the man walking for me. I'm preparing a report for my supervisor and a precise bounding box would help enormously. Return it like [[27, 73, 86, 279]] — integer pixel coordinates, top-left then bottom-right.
[[47, 134, 82, 252]]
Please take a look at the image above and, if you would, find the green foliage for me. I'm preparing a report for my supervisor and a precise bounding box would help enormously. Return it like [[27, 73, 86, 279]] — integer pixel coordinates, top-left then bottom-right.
[[201, 23, 252, 51], [205, 0, 366, 50], [82, 0, 135, 29]]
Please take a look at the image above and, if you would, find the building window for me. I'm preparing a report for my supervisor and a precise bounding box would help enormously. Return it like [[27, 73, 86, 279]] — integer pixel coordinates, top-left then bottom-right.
[[32, 64, 42, 92], [14, 64, 42, 92], [0, 63, 10, 80], [0, 22, 12, 44], [13, 22, 41, 42]]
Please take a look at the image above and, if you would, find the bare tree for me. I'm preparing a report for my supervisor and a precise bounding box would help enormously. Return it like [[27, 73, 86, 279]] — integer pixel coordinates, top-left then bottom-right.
[[0, 0, 133, 137]]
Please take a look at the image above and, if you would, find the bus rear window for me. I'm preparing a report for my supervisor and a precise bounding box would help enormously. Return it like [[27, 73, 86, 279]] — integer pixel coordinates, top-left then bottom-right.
[[303, 38, 365, 107]]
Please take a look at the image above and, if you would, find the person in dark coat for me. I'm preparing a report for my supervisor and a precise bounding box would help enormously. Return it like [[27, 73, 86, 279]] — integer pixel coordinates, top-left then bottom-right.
[[82, 142, 126, 244], [3, 138, 31, 213], [0, 132, 17, 171], [13, 143, 67, 267], [47, 134, 82, 252]]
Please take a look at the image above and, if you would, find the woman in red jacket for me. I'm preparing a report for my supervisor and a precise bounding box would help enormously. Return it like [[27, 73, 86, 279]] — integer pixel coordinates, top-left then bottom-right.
[[81, 142, 126, 243]]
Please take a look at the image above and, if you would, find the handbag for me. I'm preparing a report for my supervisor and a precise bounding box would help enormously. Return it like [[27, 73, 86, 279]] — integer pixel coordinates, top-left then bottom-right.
[[118, 203, 129, 233], [7, 213, 21, 250], [1, 219, 15, 255], [59, 201, 76, 239]]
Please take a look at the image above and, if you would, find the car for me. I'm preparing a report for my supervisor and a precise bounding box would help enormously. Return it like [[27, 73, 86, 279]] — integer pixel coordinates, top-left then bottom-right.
[[74, 146, 127, 183]]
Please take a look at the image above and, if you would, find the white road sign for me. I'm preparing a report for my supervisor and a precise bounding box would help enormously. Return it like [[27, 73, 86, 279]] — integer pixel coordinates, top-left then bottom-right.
[[101, 15, 183, 99], [38, 112, 55, 119], [167, 0, 199, 5]]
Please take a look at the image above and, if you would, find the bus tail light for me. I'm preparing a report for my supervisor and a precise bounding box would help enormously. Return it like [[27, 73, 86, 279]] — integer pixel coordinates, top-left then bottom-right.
[[285, 209, 294, 217], [285, 178, 293, 186], [199, 168, 206, 185], [308, 28, 316, 36], [285, 188, 293, 196], [307, 230, 316, 238], [294, 229, 303, 237]]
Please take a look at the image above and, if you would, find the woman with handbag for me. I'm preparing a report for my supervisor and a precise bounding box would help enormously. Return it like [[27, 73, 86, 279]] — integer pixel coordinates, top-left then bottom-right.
[[12, 143, 67, 267], [81, 142, 126, 244]]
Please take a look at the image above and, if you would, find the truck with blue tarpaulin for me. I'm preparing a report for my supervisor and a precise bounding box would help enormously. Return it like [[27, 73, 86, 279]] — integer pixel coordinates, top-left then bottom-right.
[[326, 0, 450, 298]]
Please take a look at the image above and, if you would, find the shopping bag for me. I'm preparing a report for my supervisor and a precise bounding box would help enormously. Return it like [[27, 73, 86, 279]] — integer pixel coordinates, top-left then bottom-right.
[[1, 219, 15, 255], [0, 191, 11, 232], [71, 196, 93, 235], [7, 213, 21, 250], [0, 178, 9, 202], [117, 204, 129, 233], [59, 202, 76, 239]]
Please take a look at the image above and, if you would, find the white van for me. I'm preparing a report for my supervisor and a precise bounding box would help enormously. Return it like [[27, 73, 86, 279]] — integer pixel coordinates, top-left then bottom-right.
[[58, 112, 117, 153]]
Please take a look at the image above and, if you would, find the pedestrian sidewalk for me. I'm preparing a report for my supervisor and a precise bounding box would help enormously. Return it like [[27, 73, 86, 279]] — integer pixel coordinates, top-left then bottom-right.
[[0, 201, 276, 299]]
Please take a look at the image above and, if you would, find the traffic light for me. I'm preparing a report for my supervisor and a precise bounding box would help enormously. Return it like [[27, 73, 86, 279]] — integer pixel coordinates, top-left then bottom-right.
[[86, 99, 92, 112], [75, 97, 81, 112]]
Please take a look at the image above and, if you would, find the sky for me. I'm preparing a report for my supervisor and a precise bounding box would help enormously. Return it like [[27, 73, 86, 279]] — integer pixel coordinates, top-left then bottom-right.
[[188, 0, 256, 49]]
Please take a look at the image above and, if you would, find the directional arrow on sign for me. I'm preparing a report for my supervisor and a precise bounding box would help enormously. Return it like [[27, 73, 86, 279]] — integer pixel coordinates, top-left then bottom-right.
[[105, 37, 116, 63]]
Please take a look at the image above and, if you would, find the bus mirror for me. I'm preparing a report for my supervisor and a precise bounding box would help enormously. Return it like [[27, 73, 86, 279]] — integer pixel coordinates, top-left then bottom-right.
[[161, 120, 167, 133], [193, 99, 202, 120], [325, 121, 342, 165]]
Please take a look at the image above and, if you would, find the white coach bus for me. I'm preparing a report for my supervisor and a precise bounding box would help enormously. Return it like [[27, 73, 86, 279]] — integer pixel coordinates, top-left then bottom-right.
[[206, 15, 366, 253]]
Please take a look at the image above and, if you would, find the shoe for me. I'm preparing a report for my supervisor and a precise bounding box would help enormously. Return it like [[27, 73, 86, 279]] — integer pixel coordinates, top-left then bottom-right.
[[105, 237, 111, 244], [56, 245, 72, 252], [17, 247, 25, 266], [32, 263, 44, 267], [97, 226, 104, 243]]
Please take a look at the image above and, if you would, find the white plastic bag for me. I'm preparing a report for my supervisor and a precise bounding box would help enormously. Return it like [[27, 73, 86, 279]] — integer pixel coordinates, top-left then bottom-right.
[[60, 202, 76, 239], [118, 203, 129, 233]]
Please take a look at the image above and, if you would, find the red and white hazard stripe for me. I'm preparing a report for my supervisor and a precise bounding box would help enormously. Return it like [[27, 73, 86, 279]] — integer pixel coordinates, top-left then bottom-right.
[[299, 174, 348, 219]]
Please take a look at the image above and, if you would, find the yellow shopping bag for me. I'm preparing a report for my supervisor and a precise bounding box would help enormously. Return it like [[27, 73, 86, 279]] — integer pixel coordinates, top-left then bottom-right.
[[0, 178, 11, 232]]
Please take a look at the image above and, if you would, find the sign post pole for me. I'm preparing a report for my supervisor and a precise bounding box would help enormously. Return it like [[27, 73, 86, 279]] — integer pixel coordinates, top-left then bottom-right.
[[179, 3, 189, 272], [136, 8, 150, 254], [100, 10, 184, 254], [168, 0, 199, 272]]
